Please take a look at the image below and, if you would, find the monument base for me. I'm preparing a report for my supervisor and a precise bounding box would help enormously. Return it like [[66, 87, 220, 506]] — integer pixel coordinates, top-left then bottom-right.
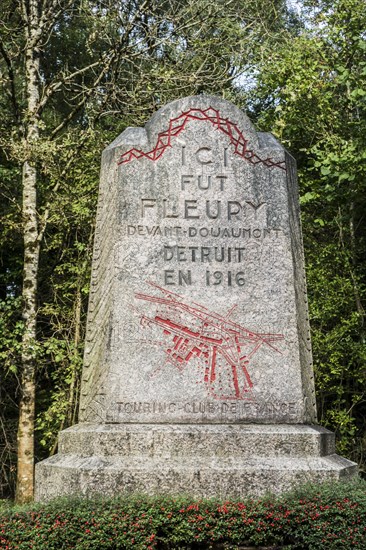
[[35, 423, 357, 502]]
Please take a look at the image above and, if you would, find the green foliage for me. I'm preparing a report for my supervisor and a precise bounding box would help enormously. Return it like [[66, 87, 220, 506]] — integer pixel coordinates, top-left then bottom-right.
[[0, 297, 23, 374], [0, 297, 22, 497], [1, 481, 366, 549], [34, 130, 102, 456], [0, 0, 291, 498], [1, 0, 365, 501], [247, 0, 366, 469]]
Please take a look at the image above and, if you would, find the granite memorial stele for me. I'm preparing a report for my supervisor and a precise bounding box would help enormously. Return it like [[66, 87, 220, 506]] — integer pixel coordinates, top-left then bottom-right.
[[35, 95, 357, 501]]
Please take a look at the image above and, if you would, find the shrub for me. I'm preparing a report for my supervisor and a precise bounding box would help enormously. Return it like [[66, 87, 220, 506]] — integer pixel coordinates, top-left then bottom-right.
[[0, 480, 365, 549]]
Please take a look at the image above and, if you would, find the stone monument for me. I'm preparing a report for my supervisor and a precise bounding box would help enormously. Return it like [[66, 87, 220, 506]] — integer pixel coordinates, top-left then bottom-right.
[[35, 96, 356, 501]]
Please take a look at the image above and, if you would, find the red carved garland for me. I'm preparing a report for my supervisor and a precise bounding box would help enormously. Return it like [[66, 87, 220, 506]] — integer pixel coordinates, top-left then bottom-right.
[[118, 107, 286, 170]]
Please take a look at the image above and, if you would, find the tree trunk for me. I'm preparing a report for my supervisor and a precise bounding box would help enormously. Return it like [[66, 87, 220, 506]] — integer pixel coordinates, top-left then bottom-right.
[[16, 0, 41, 503]]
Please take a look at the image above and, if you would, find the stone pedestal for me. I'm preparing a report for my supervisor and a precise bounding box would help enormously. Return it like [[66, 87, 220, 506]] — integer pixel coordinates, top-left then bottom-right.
[[35, 95, 357, 501], [35, 424, 356, 501]]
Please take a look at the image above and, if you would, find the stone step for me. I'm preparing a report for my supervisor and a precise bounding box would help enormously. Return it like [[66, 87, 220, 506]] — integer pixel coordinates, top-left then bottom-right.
[[58, 423, 335, 459], [35, 452, 357, 502]]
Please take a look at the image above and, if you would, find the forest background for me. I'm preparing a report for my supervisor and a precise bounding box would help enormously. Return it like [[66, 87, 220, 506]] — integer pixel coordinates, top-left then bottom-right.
[[0, 0, 365, 503]]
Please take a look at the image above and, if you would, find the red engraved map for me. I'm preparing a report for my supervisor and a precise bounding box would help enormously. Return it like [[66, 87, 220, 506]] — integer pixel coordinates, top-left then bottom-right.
[[133, 283, 284, 401]]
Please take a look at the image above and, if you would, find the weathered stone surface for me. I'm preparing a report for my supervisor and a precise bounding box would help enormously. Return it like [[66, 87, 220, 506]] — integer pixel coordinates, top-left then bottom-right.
[[80, 95, 316, 425], [57, 424, 336, 459], [35, 95, 357, 501], [35, 425, 356, 502]]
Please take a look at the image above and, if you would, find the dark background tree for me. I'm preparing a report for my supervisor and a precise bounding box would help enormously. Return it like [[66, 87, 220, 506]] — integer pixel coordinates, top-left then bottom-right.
[[2, 0, 364, 502], [0, 0, 288, 501], [247, 0, 366, 468]]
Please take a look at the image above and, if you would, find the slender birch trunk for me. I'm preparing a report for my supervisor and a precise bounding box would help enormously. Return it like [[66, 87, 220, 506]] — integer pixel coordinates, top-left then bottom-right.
[[16, 0, 41, 503]]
